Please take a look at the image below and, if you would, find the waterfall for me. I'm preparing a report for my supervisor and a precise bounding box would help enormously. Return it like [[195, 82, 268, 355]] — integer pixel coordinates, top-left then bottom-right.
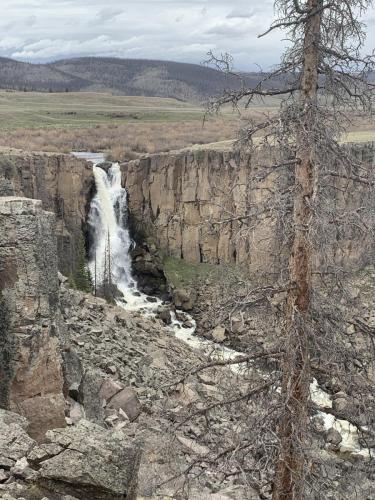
[[88, 163, 135, 295], [86, 160, 159, 310]]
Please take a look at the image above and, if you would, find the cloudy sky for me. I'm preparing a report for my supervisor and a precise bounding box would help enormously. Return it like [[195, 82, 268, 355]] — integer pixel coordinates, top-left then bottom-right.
[[1, 0, 374, 70]]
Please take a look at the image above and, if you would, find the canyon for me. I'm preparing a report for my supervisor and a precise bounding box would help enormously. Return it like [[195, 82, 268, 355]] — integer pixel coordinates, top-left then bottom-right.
[[1, 143, 375, 499]]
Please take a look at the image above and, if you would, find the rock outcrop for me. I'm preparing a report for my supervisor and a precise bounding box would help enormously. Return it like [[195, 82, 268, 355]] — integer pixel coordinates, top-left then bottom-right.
[[0, 149, 93, 277], [0, 410, 141, 500], [0, 197, 65, 441]]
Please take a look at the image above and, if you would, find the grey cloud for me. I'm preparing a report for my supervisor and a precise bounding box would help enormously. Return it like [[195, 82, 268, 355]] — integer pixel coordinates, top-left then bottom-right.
[[25, 15, 37, 26], [95, 7, 123, 23], [0, 0, 373, 71], [226, 9, 254, 19], [205, 23, 250, 38]]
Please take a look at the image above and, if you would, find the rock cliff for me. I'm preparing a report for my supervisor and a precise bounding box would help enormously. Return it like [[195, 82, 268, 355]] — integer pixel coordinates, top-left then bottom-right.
[[122, 143, 375, 275], [0, 149, 93, 277], [0, 197, 66, 441]]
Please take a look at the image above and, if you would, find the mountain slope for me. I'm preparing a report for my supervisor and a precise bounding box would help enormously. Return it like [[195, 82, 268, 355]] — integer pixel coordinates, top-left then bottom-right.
[[50, 57, 262, 101], [0, 57, 89, 92], [0, 56, 265, 101]]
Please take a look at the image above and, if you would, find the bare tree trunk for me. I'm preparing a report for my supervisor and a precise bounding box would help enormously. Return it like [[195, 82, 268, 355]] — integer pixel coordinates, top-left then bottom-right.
[[272, 1, 322, 498]]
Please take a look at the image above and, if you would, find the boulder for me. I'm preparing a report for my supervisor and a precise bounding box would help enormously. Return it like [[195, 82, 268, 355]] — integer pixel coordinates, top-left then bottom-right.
[[173, 288, 196, 312], [10, 456, 37, 480], [27, 443, 63, 464], [333, 394, 349, 414], [96, 161, 113, 172], [156, 307, 172, 325], [69, 401, 85, 425], [78, 370, 104, 424], [211, 325, 227, 343], [107, 388, 141, 422], [325, 428, 343, 447], [0, 410, 29, 429], [0, 469, 9, 482], [38, 420, 141, 500], [62, 348, 84, 398], [16, 394, 66, 442], [176, 435, 209, 456], [0, 410, 36, 469], [100, 378, 123, 402], [230, 316, 243, 334]]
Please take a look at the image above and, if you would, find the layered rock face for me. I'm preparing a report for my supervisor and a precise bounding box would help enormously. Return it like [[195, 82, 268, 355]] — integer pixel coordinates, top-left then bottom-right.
[[0, 197, 65, 441], [0, 150, 93, 276], [122, 143, 375, 275], [122, 148, 283, 274]]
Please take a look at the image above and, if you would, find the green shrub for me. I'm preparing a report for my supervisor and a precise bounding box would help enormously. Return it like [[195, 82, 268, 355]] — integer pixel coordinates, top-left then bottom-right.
[[69, 234, 92, 293]]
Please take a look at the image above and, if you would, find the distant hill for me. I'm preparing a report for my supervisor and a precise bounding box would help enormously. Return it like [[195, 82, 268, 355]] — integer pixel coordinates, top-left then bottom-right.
[[0, 57, 89, 92], [0, 56, 271, 101]]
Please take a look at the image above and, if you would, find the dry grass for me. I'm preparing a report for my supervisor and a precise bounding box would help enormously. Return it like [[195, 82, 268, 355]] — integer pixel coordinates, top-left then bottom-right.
[[0, 118, 244, 160], [0, 98, 372, 160]]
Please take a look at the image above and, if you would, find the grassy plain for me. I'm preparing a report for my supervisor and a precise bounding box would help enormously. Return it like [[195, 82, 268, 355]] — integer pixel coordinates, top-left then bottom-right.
[[0, 90, 373, 159]]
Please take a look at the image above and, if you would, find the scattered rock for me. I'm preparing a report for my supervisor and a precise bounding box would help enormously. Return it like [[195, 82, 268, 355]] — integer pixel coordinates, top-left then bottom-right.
[[62, 348, 84, 397], [174, 384, 198, 405], [27, 443, 63, 464], [106, 365, 117, 375], [58, 272, 68, 284], [146, 296, 158, 303], [69, 401, 85, 425], [197, 371, 216, 386], [11, 456, 36, 480], [177, 435, 209, 456]]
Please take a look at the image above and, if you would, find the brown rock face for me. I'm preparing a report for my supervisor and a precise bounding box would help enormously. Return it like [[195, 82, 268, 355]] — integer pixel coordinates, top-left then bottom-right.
[[0, 197, 65, 441], [122, 143, 375, 275], [122, 148, 290, 276], [123, 151, 247, 262], [0, 150, 93, 276]]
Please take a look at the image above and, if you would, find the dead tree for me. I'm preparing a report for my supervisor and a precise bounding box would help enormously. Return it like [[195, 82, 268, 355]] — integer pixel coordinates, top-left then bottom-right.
[[205, 1, 375, 498]]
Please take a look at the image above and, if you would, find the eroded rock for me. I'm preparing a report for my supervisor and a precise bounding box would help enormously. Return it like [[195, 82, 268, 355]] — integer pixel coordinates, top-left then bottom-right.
[[38, 420, 141, 500]]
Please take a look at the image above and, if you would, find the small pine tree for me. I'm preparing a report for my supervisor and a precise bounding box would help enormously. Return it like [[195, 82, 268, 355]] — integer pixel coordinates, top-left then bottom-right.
[[71, 233, 92, 293]]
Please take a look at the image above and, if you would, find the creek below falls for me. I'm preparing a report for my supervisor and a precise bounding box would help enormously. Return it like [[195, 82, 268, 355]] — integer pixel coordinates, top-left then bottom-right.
[[72, 151, 371, 460]]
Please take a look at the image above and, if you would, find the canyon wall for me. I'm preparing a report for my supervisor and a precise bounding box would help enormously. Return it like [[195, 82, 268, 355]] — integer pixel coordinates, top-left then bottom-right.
[[122, 143, 375, 275], [0, 149, 93, 277], [0, 197, 65, 441]]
